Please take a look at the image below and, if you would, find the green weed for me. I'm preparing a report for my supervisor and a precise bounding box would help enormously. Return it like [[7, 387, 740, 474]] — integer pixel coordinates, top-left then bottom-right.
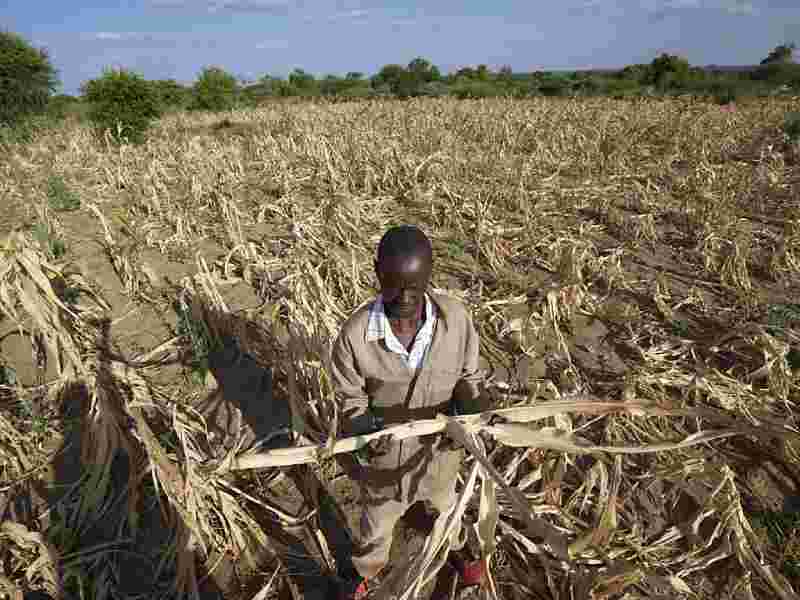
[[173, 297, 218, 385], [750, 509, 800, 580], [32, 222, 67, 260], [784, 112, 800, 144], [47, 174, 81, 211], [446, 238, 466, 258]]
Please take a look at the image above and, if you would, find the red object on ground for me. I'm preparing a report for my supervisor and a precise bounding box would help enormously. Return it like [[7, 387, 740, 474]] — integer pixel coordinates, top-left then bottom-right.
[[457, 560, 485, 587], [340, 578, 368, 600]]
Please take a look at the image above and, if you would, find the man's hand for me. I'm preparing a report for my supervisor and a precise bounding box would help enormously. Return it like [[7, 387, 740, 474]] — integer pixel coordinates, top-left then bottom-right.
[[450, 379, 492, 417], [366, 432, 394, 458], [354, 432, 394, 464]]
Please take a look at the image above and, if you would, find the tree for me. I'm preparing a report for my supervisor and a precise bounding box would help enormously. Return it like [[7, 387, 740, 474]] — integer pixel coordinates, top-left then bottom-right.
[[372, 64, 406, 93], [761, 43, 797, 65], [648, 53, 691, 88], [81, 67, 162, 144], [286, 68, 317, 95], [452, 67, 476, 82], [407, 57, 441, 82], [191, 66, 239, 111], [618, 64, 649, 82], [0, 30, 59, 125]]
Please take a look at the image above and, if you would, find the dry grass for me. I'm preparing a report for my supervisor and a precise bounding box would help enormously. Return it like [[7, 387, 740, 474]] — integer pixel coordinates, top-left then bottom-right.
[[1, 96, 799, 600]]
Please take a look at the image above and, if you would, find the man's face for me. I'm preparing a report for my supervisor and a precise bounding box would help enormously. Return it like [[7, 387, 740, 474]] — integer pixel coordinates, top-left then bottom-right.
[[375, 253, 432, 320]]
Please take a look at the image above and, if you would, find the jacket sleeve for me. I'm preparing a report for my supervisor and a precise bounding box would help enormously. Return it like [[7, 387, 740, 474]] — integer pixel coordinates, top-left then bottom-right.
[[329, 329, 374, 436], [451, 308, 492, 415]]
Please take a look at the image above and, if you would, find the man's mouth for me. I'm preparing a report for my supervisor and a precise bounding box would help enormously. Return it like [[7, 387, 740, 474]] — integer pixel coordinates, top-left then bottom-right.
[[388, 303, 416, 316]]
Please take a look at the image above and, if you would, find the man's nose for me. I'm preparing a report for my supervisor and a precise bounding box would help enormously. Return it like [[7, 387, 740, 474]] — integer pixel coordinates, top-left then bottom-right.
[[399, 288, 415, 303]]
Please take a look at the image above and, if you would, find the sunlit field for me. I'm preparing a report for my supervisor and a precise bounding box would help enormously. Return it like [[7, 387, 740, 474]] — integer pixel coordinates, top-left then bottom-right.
[[1, 96, 799, 600]]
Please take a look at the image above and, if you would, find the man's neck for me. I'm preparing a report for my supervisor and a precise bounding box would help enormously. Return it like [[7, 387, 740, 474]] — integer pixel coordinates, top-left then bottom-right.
[[389, 314, 424, 335]]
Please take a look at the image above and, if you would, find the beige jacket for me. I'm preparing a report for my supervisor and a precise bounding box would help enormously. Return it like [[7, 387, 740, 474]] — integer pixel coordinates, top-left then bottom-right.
[[331, 292, 483, 431], [330, 293, 484, 490]]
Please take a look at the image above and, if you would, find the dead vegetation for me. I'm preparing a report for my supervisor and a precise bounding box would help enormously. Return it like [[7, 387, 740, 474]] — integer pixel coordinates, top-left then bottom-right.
[[1, 96, 799, 600]]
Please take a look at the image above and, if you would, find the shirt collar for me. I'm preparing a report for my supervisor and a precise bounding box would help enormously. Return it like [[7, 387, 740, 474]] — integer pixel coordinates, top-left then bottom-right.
[[366, 293, 434, 343]]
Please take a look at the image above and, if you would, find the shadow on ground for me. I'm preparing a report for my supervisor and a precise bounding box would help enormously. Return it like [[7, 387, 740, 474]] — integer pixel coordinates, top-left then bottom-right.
[[6, 316, 358, 600], [203, 334, 360, 599], [25, 316, 231, 600]]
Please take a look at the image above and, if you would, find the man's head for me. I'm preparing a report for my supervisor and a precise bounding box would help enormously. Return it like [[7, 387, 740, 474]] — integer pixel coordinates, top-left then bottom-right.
[[375, 225, 433, 320]]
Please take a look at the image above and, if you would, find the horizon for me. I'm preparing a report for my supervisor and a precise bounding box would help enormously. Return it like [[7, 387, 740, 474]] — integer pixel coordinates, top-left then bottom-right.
[[3, 0, 799, 95]]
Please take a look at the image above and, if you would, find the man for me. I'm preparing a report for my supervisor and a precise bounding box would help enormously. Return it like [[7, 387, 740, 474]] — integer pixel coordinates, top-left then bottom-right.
[[330, 225, 489, 600]]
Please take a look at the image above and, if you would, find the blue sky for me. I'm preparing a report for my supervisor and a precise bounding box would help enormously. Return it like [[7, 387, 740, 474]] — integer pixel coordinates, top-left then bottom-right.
[[3, 0, 798, 95]]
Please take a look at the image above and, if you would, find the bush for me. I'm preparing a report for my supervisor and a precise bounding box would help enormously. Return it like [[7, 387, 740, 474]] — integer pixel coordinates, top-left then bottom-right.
[[539, 82, 569, 97], [46, 94, 81, 120], [150, 79, 191, 111], [450, 81, 504, 99], [191, 67, 239, 112], [0, 30, 59, 126], [417, 81, 449, 98], [604, 78, 641, 96], [784, 112, 800, 143], [0, 112, 62, 147], [752, 63, 800, 86], [81, 68, 162, 144]]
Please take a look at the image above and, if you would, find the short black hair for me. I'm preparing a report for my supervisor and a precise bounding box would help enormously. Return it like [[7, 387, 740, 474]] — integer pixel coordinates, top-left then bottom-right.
[[376, 225, 433, 265]]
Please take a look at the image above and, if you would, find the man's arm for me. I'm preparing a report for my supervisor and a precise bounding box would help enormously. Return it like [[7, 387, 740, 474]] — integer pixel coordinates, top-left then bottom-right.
[[329, 330, 374, 436]]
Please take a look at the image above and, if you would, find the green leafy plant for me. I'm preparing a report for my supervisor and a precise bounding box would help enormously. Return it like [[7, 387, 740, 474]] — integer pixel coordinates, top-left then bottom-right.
[[446, 239, 467, 258], [81, 67, 162, 144], [783, 112, 800, 144], [191, 66, 239, 112], [767, 303, 800, 329], [47, 174, 81, 211], [174, 298, 218, 385], [32, 222, 67, 260], [750, 509, 800, 579]]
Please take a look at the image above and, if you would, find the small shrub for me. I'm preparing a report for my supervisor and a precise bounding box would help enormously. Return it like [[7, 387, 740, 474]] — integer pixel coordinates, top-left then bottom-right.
[[47, 175, 80, 211], [418, 81, 449, 98], [783, 112, 800, 144], [81, 67, 162, 144], [174, 297, 219, 385], [449, 81, 503, 99], [750, 509, 800, 580], [191, 66, 239, 112], [32, 222, 67, 260]]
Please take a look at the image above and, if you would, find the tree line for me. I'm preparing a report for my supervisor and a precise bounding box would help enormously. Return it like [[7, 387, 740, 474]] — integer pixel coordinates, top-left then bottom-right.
[[1, 27, 797, 145]]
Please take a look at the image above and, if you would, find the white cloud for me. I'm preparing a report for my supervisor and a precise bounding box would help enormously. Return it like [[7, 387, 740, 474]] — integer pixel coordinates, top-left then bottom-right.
[[94, 32, 124, 40], [255, 39, 290, 49], [326, 8, 369, 22], [149, 0, 290, 13], [642, 0, 759, 18]]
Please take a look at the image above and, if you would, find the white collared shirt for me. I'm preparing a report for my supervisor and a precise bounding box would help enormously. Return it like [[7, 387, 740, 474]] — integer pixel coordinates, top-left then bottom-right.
[[365, 293, 437, 371]]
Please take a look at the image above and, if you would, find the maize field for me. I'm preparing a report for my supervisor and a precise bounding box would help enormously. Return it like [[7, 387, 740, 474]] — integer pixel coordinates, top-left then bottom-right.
[[1, 96, 800, 600]]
